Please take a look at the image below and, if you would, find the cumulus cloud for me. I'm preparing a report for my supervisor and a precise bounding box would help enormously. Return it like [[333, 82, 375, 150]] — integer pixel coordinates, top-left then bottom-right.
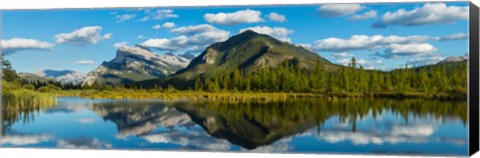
[[140, 36, 188, 51], [152, 24, 162, 30], [115, 14, 135, 23], [317, 4, 364, 17], [336, 58, 353, 66], [386, 43, 437, 55], [137, 35, 145, 39], [335, 57, 379, 69], [432, 33, 468, 41], [406, 54, 445, 66], [267, 12, 286, 22], [311, 34, 430, 53], [102, 33, 112, 40], [373, 3, 469, 28], [55, 26, 112, 46], [347, 10, 377, 21], [113, 41, 130, 48], [141, 24, 229, 52], [74, 60, 95, 65], [239, 26, 293, 42], [204, 9, 264, 25], [312, 35, 378, 52], [162, 22, 176, 29], [332, 52, 354, 58], [171, 24, 218, 35], [1, 38, 53, 55], [139, 9, 178, 21]]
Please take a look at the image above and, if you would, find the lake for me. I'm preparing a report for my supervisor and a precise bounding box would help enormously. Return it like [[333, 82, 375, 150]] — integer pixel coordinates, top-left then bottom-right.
[[0, 97, 468, 156]]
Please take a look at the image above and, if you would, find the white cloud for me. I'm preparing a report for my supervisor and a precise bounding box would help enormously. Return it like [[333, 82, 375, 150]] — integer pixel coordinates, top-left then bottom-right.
[[113, 41, 129, 48], [268, 12, 286, 22], [137, 35, 144, 39], [102, 33, 112, 40], [336, 58, 352, 66], [1, 134, 54, 146], [76, 118, 96, 123], [332, 52, 354, 58], [373, 3, 468, 28], [162, 22, 176, 29], [311, 34, 430, 53], [55, 26, 112, 46], [432, 33, 468, 41], [152, 24, 162, 30], [204, 9, 264, 25], [74, 60, 95, 65], [139, 17, 149, 21], [357, 59, 367, 65], [1, 38, 53, 55], [140, 36, 188, 51], [312, 35, 383, 52], [140, 9, 178, 21], [406, 54, 445, 66], [141, 24, 229, 52], [387, 43, 437, 55], [171, 24, 218, 35], [115, 14, 135, 23], [347, 10, 377, 21], [317, 4, 364, 17], [317, 123, 440, 145], [239, 26, 293, 42]]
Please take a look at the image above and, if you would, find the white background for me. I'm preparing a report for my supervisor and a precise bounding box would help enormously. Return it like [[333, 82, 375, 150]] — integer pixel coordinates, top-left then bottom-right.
[[0, 0, 479, 158]]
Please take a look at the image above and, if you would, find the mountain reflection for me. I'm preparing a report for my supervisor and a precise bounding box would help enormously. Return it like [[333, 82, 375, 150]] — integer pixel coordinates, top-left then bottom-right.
[[87, 98, 467, 150], [89, 101, 195, 136]]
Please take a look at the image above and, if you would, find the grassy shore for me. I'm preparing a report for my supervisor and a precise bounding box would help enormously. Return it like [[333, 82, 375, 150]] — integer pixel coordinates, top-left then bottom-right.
[[54, 89, 466, 101], [2, 89, 57, 110]]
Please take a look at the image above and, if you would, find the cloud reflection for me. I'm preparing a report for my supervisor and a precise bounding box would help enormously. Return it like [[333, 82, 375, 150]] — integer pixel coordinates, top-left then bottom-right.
[[1, 134, 54, 146], [142, 127, 231, 151], [57, 138, 113, 149]]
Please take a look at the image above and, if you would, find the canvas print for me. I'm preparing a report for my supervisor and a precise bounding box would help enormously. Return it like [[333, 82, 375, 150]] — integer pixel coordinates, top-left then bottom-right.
[[0, 1, 471, 156]]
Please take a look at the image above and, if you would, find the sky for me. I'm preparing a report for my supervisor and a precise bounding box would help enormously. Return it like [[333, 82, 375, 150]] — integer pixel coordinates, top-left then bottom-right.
[[1, 2, 470, 73]]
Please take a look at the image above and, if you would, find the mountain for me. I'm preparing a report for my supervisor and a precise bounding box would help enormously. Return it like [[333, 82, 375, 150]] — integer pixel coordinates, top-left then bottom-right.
[[180, 52, 196, 60], [18, 73, 56, 83], [19, 69, 87, 85], [89, 101, 194, 136], [83, 45, 191, 86], [137, 30, 336, 89], [439, 55, 468, 64]]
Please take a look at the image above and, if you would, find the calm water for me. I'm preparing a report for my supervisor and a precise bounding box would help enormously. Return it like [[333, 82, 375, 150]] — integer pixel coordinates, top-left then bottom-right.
[[1, 97, 468, 156]]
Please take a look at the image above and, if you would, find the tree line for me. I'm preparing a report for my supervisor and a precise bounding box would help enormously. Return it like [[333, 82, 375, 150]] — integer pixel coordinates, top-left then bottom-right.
[[192, 57, 467, 94]]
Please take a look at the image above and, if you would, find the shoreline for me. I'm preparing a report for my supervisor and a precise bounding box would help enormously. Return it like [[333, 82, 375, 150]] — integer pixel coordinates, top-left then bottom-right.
[[55, 90, 467, 101]]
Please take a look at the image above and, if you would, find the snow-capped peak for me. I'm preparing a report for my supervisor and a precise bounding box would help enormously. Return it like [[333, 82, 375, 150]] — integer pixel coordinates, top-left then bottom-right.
[[34, 69, 87, 85]]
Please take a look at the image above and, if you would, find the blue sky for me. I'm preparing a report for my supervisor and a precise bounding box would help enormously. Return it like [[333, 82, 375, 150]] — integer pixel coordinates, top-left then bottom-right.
[[1, 2, 469, 73]]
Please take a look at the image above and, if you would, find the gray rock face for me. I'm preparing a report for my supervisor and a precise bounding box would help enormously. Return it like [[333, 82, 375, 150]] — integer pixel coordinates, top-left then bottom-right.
[[83, 45, 191, 86]]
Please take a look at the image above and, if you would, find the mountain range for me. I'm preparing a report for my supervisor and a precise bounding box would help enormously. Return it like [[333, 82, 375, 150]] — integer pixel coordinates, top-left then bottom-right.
[[19, 69, 87, 85], [17, 30, 468, 88]]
